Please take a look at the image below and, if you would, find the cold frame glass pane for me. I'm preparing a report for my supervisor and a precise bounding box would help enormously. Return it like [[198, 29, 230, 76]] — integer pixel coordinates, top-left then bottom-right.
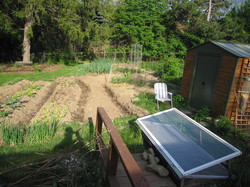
[[140, 110, 236, 172]]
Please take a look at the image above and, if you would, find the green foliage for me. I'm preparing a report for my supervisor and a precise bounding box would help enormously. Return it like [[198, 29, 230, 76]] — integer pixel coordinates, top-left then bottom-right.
[[0, 66, 5, 72], [0, 110, 12, 117], [33, 66, 42, 72], [3, 97, 22, 110], [111, 72, 132, 84], [6, 78, 23, 85], [25, 120, 57, 143], [35, 104, 67, 123], [12, 92, 24, 98], [0, 65, 80, 86], [214, 116, 234, 135], [115, 67, 143, 74], [1, 120, 57, 145], [113, 115, 144, 153], [133, 92, 170, 114], [159, 60, 183, 84], [76, 58, 113, 75], [206, 115, 250, 187], [1, 122, 25, 145], [194, 106, 210, 122], [112, 0, 168, 58], [140, 62, 164, 72], [173, 94, 189, 110], [0, 121, 105, 186], [23, 85, 43, 97]]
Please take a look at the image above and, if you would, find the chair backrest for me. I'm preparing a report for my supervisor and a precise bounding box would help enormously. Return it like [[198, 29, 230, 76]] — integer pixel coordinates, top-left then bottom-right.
[[154, 83, 168, 99]]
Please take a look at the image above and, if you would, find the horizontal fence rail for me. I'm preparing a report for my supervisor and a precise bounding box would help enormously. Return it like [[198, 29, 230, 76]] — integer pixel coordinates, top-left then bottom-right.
[[95, 107, 150, 187]]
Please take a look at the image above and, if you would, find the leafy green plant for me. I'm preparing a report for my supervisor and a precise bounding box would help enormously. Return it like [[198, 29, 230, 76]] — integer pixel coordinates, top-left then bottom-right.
[[4, 97, 22, 109], [23, 85, 43, 97], [33, 66, 42, 72], [115, 67, 143, 74], [36, 105, 67, 123], [140, 62, 164, 72], [194, 106, 210, 122], [111, 72, 132, 84], [6, 78, 23, 85], [0, 110, 12, 117], [173, 94, 189, 109], [216, 116, 232, 133], [160, 60, 183, 84], [12, 92, 24, 98]]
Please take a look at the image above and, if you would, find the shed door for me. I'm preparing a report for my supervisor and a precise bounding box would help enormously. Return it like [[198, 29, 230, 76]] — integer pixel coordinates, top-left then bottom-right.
[[190, 54, 220, 109]]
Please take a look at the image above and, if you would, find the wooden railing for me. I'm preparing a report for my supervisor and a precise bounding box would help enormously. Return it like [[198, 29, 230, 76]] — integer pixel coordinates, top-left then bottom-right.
[[95, 107, 150, 187]]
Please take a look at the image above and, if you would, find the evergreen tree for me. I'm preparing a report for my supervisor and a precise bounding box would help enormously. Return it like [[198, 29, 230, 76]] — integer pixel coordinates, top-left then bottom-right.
[[111, 0, 169, 58]]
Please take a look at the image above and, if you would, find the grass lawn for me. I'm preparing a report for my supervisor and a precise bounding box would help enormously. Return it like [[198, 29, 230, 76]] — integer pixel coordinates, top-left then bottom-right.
[[0, 65, 81, 86], [0, 121, 104, 186]]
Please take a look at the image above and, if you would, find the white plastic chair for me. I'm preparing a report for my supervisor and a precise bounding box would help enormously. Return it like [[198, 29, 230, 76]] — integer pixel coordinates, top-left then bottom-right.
[[154, 83, 173, 110]]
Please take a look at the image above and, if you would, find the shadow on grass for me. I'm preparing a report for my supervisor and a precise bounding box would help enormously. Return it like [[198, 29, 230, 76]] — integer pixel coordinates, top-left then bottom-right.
[[0, 121, 104, 186]]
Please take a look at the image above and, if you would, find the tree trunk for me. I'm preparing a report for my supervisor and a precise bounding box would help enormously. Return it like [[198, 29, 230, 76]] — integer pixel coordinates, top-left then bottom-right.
[[22, 13, 33, 63], [207, 0, 212, 22]]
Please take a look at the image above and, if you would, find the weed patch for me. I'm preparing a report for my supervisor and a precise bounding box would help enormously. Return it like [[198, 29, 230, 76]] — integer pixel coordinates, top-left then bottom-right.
[[111, 72, 133, 84], [76, 58, 113, 75], [113, 115, 144, 153], [133, 93, 170, 113]]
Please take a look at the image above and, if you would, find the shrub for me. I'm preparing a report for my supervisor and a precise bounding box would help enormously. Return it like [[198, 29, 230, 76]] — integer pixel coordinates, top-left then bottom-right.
[[160, 60, 183, 84], [173, 94, 189, 109], [194, 106, 210, 122], [214, 116, 233, 135]]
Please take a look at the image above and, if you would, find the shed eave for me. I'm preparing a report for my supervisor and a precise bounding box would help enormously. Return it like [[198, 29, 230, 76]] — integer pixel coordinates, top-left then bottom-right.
[[188, 41, 250, 58]]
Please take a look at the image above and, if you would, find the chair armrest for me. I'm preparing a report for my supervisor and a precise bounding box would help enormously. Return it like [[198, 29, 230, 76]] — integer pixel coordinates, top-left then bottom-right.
[[167, 92, 173, 99]]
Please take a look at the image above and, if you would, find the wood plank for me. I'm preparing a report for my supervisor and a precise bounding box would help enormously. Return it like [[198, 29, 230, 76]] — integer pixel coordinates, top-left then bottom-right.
[[97, 107, 150, 187], [116, 154, 177, 187]]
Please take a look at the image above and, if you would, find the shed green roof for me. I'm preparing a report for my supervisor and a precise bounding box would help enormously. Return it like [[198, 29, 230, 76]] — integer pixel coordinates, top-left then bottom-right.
[[189, 41, 250, 57], [211, 41, 250, 57]]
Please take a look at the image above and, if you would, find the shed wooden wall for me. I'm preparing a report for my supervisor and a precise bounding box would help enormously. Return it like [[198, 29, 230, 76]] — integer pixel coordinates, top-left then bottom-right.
[[181, 47, 250, 127], [180, 51, 196, 100], [225, 57, 244, 120], [211, 56, 238, 116], [227, 57, 250, 127]]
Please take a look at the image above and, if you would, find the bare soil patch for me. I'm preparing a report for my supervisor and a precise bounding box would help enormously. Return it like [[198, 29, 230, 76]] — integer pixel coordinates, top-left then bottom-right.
[[0, 71, 158, 124]]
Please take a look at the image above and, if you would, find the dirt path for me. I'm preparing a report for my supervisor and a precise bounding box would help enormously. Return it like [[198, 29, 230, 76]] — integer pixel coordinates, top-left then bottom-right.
[[79, 75, 129, 122], [0, 72, 157, 125]]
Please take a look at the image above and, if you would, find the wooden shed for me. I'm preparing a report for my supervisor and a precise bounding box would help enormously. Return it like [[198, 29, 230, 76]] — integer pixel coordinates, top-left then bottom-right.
[[180, 41, 250, 129]]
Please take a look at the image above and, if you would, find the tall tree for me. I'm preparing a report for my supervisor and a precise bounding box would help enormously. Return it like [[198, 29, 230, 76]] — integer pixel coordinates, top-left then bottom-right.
[[0, 0, 89, 63], [220, 0, 250, 43], [112, 0, 169, 58]]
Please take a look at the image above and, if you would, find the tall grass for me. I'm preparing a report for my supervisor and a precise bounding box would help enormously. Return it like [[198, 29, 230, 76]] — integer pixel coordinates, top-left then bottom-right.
[[76, 58, 113, 75], [0, 121, 105, 186], [1, 122, 25, 145], [25, 120, 57, 143], [113, 115, 144, 153], [133, 92, 170, 114], [1, 121, 57, 145]]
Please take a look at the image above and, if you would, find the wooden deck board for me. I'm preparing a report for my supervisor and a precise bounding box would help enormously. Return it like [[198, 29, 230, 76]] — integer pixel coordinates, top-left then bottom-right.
[[116, 153, 177, 187]]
